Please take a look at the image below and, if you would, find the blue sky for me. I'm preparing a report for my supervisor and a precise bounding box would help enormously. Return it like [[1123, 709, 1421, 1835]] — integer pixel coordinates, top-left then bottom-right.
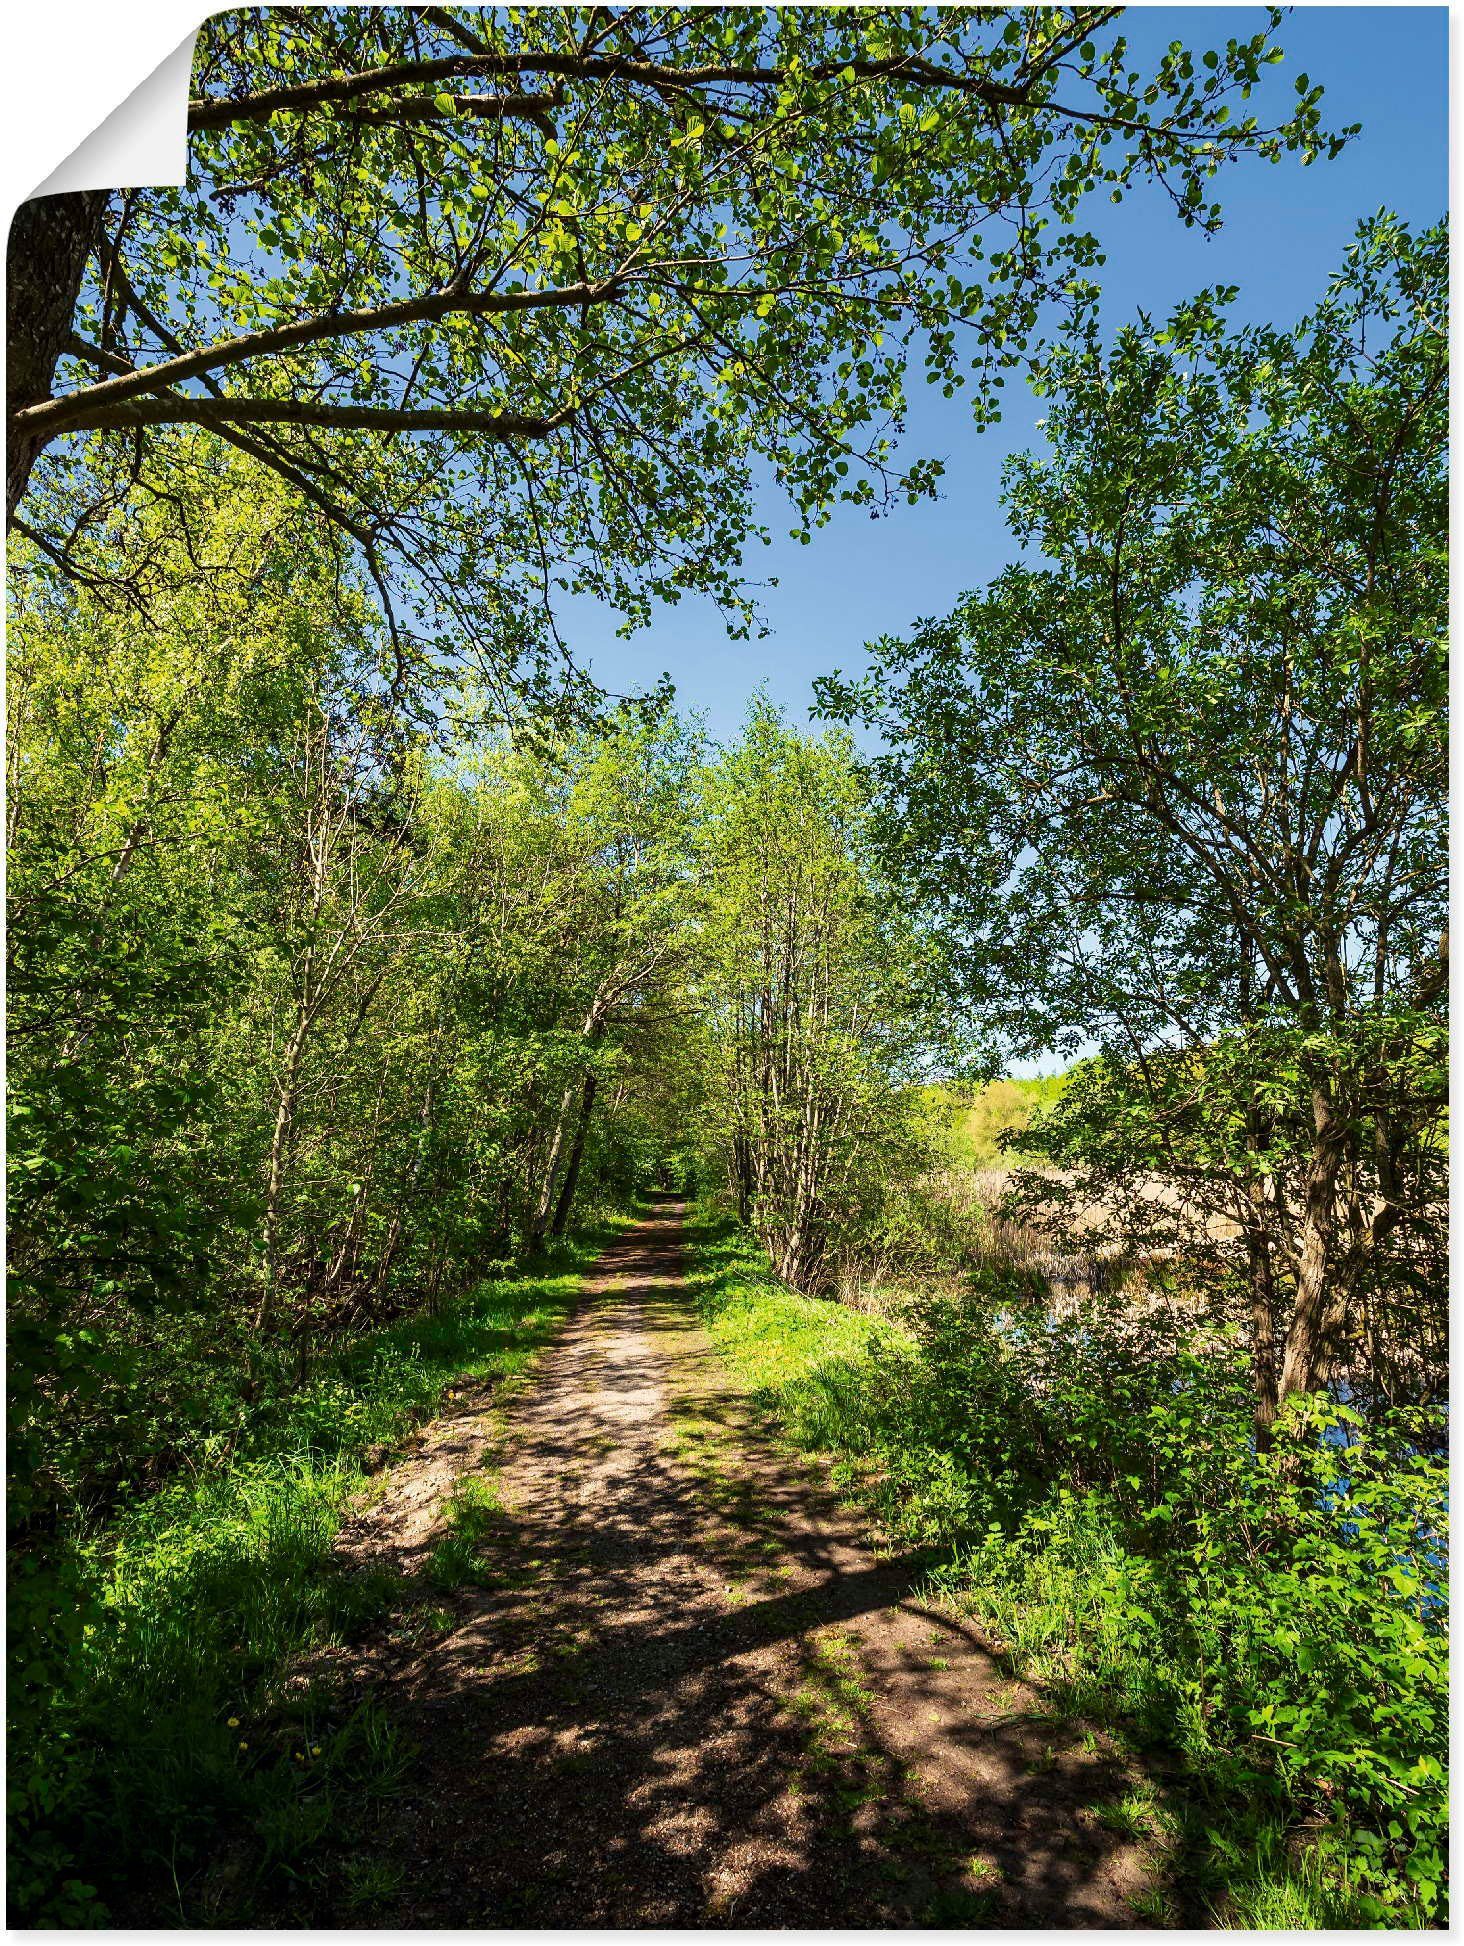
[[559, 5, 1448, 737]]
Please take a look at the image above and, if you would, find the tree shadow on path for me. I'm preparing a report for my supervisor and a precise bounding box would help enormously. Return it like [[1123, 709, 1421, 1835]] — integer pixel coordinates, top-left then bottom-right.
[[290, 1199, 1179, 1927]]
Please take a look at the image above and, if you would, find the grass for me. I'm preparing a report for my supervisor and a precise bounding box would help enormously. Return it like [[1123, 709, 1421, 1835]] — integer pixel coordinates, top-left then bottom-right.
[[1220, 1827, 1370, 1929], [922, 1884, 1002, 1924], [1088, 1780, 1175, 1841], [677, 1208, 894, 1508], [680, 1202, 1443, 1932], [680, 1222, 886, 1397], [12, 1223, 619, 1927], [428, 1472, 512, 1589]]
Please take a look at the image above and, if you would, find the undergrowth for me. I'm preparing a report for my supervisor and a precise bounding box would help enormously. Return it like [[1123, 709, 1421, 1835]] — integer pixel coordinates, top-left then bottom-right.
[[9, 1224, 618, 1927], [681, 1203, 1448, 1931]]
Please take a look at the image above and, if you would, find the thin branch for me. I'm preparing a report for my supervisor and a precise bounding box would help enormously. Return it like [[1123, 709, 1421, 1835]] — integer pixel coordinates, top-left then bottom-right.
[[343, 91, 561, 134]]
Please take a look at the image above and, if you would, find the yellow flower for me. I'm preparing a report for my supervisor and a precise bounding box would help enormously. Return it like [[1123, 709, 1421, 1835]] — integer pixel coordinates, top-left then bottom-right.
[[227, 1717, 240, 1729], [310, 1745, 322, 1757], [238, 1740, 249, 1751]]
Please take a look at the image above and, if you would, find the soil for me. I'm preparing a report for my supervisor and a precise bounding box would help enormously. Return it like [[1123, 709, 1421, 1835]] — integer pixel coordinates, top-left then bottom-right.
[[297, 1197, 1176, 1927]]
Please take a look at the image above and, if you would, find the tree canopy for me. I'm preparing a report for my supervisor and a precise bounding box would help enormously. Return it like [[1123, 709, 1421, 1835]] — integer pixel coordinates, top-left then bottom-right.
[[817, 213, 1447, 1425], [10, 4, 1348, 705]]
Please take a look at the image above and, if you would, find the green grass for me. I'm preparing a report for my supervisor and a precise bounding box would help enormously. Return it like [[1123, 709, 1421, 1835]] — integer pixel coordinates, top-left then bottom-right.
[[1219, 1827, 1369, 1929], [11, 1224, 618, 1926], [681, 1219, 885, 1389], [427, 1473, 513, 1590], [678, 1209, 896, 1501], [680, 1204, 1445, 1932]]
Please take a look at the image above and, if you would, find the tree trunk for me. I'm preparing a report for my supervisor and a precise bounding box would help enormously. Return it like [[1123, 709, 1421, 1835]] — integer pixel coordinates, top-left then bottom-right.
[[1277, 1095, 1347, 1404], [1246, 1219, 1280, 1452], [528, 1081, 576, 1252], [529, 1000, 607, 1250], [732, 1129, 754, 1224], [7, 191, 107, 525], [549, 1070, 598, 1237]]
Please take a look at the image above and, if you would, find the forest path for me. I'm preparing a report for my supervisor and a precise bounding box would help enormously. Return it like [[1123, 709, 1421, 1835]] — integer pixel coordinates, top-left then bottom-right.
[[310, 1197, 1171, 1927]]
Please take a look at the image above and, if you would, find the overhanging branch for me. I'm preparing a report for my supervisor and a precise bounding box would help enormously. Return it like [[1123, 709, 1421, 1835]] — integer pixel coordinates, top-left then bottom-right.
[[187, 48, 1033, 134], [27, 395, 577, 438], [16, 277, 621, 441]]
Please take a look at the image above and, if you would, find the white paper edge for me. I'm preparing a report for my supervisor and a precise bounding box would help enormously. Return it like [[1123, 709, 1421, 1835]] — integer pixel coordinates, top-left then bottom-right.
[[33, 30, 199, 198]]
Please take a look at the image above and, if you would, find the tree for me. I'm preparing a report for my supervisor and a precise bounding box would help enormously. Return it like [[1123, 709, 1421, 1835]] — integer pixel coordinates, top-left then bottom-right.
[[5, 457, 701, 1514], [819, 215, 1447, 1431], [694, 700, 943, 1291], [9, 5, 1347, 696], [513, 706, 701, 1248]]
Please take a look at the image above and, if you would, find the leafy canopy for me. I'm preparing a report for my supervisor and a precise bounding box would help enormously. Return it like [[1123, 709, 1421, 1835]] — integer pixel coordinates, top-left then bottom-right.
[[818, 213, 1446, 1061], [817, 212, 1447, 1403], [16, 4, 1349, 706]]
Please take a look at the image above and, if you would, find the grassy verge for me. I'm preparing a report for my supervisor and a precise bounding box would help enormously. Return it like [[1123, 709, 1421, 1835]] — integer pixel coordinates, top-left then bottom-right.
[[11, 1221, 622, 1927], [680, 1203, 1446, 1931]]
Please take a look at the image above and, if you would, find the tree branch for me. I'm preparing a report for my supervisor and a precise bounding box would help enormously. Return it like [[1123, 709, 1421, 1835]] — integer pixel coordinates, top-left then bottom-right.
[[17, 278, 621, 440], [31, 393, 575, 438], [187, 48, 1033, 134], [344, 91, 562, 134]]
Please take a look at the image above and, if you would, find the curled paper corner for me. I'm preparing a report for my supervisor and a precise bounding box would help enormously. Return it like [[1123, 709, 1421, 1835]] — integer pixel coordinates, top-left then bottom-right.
[[33, 31, 200, 198]]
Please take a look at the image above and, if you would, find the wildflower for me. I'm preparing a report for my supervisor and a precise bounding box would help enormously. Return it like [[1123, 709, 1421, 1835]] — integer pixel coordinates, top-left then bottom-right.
[[310, 1745, 322, 1756], [238, 1740, 249, 1751], [227, 1717, 240, 1729]]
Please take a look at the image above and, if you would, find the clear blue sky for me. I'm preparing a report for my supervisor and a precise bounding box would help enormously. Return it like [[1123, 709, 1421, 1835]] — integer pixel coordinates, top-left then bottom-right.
[[559, 5, 1448, 737]]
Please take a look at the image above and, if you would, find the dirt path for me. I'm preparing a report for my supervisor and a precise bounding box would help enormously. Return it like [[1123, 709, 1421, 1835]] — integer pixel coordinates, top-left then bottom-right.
[[309, 1199, 1171, 1926]]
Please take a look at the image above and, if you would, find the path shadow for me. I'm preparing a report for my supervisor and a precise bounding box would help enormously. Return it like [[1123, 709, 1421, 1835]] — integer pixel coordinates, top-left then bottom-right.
[[273, 1202, 1179, 1928]]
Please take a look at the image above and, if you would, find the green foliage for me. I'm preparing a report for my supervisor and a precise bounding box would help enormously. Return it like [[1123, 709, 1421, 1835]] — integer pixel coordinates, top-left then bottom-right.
[[683, 1209, 1447, 1928], [8, 1242, 595, 1926], [928, 1074, 1070, 1170], [692, 698, 955, 1290], [19, 8, 1349, 681], [7, 475, 699, 1515], [819, 215, 1448, 1418]]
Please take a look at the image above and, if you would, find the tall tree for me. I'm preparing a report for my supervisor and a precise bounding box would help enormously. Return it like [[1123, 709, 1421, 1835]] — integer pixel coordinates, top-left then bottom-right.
[[695, 700, 942, 1291], [820, 215, 1447, 1429], [10, 6, 1347, 697], [514, 706, 701, 1248]]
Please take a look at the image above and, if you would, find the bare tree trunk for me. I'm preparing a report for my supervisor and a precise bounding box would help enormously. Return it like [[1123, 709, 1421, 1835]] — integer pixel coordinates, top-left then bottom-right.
[[528, 1081, 576, 1251], [550, 1070, 598, 1237], [325, 1075, 389, 1294], [732, 1128, 754, 1224], [7, 192, 107, 524], [530, 998, 608, 1250], [1277, 1094, 1346, 1404], [1247, 1219, 1280, 1452]]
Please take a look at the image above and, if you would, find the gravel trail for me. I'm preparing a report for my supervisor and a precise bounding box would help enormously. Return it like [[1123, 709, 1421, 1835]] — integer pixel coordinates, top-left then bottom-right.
[[314, 1197, 1170, 1927]]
